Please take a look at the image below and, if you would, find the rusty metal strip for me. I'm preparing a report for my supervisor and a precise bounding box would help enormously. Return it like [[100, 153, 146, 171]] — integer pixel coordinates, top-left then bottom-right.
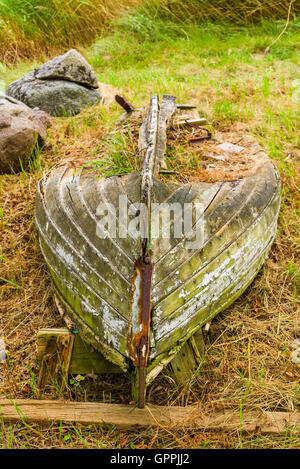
[[127, 258, 153, 408]]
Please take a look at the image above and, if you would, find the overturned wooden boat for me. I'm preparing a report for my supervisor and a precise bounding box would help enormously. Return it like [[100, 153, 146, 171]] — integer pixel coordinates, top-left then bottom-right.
[[35, 95, 280, 407]]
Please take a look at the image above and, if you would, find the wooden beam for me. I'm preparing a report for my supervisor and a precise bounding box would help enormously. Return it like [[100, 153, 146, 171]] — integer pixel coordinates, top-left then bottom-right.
[[154, 94, 177, 174], [37, 329, 74, 390], [37, 328, 122, 376], [168, 328, 205, 387], [0, 399, 299, 434]]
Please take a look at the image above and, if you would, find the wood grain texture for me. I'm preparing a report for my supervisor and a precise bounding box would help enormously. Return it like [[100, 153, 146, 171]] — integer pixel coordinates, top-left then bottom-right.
[[0, 399, 298, 434]]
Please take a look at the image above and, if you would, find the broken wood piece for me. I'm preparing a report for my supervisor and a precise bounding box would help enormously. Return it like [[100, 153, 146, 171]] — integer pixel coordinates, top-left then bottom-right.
[[177, 118, 207, 127], [0, 399, 299, 434], [190, 131, 212, 144], [37, 329, 74, 390], [37, 328, 122, 376], [115, 95, 135, 112], [154, 94, 177, 174], [159, 169, 179, 175], [176, 104, 197, 109]]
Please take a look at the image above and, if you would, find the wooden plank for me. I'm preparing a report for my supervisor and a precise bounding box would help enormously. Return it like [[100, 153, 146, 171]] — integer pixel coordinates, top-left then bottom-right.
[[0, 399, 299, 434], [166, 328, 205, 387], [37, 329, 122, 375], [168, 341, 199, 387], [37, 330, 74, 390], [154, 94, 177, 174]]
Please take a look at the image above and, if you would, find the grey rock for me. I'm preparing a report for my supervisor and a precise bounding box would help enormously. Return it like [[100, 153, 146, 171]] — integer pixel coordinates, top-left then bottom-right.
[[6, 72, 100, 116], [0, 93, 46, 173], [34, 49, 98, 88]]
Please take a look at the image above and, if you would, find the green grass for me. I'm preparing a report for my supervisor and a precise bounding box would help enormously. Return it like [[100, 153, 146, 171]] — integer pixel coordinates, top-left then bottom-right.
[[0, 0, 143, 63], [0, 0, 299, 63]]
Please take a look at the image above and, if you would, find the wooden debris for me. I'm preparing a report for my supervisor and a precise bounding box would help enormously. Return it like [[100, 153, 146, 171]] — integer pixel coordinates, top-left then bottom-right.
[[176, 104, 197, 109], [189, 130, 212, 144], [0, 399, 299, 434], [159, 169, 179, 175], [139, 94, 159, 211], [115, 95, 135, 112]]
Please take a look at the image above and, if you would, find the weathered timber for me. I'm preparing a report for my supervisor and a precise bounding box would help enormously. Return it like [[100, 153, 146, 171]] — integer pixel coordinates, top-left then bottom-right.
[[37, 329, 74, 390], [152, 181, 280, 356], [139, 95, 159, 221], [176, 104, 197, 109], [53, 289, 128, 372], [168, 336, 202, 387], [0, 399, 299, 434], [154, 94, 177, 174], [168, 328, 206, 387], [37, 329, 122, 375]]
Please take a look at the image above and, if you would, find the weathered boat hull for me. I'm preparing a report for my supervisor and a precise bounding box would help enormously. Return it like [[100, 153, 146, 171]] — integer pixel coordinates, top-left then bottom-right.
[[35, 140, 280, 384]]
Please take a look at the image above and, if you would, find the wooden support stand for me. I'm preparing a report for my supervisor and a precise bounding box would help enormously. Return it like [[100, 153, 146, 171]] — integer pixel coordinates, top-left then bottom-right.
[[37, 327, 206, 390], [37, 329, 74, 390], [168, 329, 205, 387], [37, 328, 121, 388]]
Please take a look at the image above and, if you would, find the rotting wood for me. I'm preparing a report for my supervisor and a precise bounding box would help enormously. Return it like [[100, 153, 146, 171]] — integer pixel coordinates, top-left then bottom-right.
[[37, 330, 74, 390], [139, 94, 159, 219], [154, 94, 177, 174], [176, 104, 197, 109], [0, 399, 299, 434], [128, 95, 160, 408], [37, 329, 122, 375], [167, 328, 205, 387]]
